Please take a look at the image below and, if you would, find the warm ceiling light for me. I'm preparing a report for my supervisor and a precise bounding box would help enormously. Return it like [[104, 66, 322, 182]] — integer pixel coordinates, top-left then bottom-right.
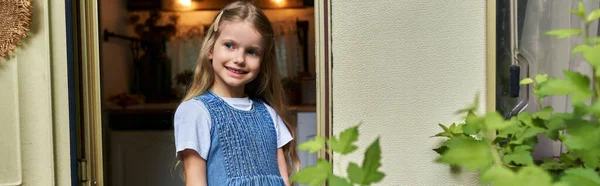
[[272, 0, 285, 5], [178, 0, 192, 6]]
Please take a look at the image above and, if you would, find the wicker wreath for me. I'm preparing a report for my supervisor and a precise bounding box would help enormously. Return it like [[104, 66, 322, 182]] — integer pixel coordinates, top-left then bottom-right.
[[0, 0, 32, 60]]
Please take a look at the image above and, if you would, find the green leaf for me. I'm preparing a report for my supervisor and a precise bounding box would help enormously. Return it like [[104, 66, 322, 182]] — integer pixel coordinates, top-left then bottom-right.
[[564, 71, 593, 103], [571, 2, 586, 18], [433, 145, 448, 155], [498, 121, 521, 138], [328, 125, 359, 155], [462, 124, 479, 135], [432, 123, 463, 138], [485, 112, 513, 131], [518, 112, 534, 126], [522, 126, 546, 139], [587, 9, 600, 23], [521, 78, 535, 85], [538, 77, 570, 96], [515, 166, 554, 186], [545, 29, 582, 39], [546, 113, 570, 130], [580, 150, 600, 169], [503, 145, 534, 165], [574, 103, 593, 117], [561, 168, 600, 186], [561, 117, 600, 168], [563, 70, 590, 87], [482, 166, 554, 186], [328, 175, 352, 186], [347, 138, 385, 185], [583, 45, 600, 69], [540, 158, 566, 170], [511, 126, 545, 145], [439, 123, 450, 131], [449, 123, 464, 135], [533, 107, 553, 120], [462, 111, 483, 135], [363, 138, 385, 184], [347, 163, 364, 184], [438, 136, 492, 170], [432, 131, 452, 138], [572, 44, 591, 54], [538, 71, 593, 104], [563, 120, 600, 150], [298, 136, 325, 154], [560, 153, 578, 166], [591, 101, 600, 117], [588, 37, 600, 44], [290, 159, 332, 186], [536, 74, 549, 84], [481, 166, 517, 186]]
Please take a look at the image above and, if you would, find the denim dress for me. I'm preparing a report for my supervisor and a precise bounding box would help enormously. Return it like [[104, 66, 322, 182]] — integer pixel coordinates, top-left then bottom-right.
[[195, 92, 286, 186]]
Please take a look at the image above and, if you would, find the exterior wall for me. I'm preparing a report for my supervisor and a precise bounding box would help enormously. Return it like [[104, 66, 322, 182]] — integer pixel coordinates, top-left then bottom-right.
[[331, 0, 487, 185], [0, 0, 70, 185]]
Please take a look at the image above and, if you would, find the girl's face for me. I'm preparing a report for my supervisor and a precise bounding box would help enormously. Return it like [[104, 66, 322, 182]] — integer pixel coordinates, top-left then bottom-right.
[[209, 21, 264, 95]]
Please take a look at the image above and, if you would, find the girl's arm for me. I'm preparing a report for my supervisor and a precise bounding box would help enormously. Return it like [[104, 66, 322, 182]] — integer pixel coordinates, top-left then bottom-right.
[[181, 149, 208, 186], [277, 148, 291, 186]]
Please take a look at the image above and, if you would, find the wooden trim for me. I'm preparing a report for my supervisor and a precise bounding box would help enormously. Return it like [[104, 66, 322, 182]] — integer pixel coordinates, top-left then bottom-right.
[[486, 0, 496, 112], [314, 0, 332, 161], [79, 0, 329, 184], [80, 0, 104, 185]]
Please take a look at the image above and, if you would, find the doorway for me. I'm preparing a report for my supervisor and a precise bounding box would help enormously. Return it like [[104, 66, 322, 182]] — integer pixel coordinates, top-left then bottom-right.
[[74, 0, 332, 185]]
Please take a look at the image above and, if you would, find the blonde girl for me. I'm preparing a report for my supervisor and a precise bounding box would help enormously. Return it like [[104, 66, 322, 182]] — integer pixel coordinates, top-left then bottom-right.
[[174, 1, 299, 185]]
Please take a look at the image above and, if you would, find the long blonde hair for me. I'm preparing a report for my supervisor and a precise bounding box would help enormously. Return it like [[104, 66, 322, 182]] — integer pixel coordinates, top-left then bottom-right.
[[181, 1, 300, 174]]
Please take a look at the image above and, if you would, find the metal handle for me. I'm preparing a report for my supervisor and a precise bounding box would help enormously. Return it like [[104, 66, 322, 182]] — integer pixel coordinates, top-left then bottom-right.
[[505, 0, 531, 119]]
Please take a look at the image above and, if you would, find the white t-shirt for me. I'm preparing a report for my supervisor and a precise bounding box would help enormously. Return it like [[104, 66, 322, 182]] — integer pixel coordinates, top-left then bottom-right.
[[174, 96, 293, 160]]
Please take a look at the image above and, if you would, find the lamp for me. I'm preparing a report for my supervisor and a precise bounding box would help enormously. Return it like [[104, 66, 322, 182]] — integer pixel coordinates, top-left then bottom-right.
[[271, 0, 287, 7], [178, 0, 192, 7], [162, 0, 199, 11]]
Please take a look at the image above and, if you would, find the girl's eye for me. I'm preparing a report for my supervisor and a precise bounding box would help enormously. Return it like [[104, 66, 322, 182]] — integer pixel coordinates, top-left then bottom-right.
[[225, 43, 234, 49], [247, 50, 258, 56]]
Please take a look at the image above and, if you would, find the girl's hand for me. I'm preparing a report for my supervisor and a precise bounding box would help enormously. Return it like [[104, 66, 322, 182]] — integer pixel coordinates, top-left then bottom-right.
[[277, 148, 291, 186], [181, 149, 208, 186]]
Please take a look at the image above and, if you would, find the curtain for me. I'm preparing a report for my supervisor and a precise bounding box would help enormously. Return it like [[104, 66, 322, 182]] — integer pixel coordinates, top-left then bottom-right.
[[272, 21, 304, 79], [518, 0, 599, 159], [166, 25, 204, 86]]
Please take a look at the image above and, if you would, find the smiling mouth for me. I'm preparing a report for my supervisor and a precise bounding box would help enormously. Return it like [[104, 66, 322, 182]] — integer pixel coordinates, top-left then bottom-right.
[[225, 66, 248, 74]]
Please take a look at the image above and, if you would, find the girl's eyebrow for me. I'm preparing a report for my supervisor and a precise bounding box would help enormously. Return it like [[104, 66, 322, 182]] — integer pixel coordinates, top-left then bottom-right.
[[220, 38, 237, 44]]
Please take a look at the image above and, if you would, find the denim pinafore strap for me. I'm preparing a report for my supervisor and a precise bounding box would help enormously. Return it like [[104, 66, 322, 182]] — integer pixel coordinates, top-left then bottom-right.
[[195, 91, 285, 186]]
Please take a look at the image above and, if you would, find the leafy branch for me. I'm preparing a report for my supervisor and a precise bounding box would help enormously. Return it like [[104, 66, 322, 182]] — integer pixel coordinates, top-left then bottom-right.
[[433, 1, 600, 186], [291, 124, 386, 186]]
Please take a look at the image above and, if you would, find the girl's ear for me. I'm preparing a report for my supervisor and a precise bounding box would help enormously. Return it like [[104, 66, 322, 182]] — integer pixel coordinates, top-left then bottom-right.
[[208, 48, 213, 60]]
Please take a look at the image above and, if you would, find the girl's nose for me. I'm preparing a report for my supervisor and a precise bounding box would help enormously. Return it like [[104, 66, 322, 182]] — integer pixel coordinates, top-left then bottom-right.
[[232, 51, 245, 65]]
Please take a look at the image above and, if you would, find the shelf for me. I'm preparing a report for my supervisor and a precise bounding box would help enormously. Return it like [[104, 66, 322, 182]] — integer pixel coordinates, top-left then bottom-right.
[[104, 102, 179, 114], [288, 105, 316, 112]]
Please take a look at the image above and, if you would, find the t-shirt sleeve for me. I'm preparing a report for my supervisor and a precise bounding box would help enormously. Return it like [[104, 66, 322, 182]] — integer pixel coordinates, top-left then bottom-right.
[[264, 103, 293, 148], [174, 100, 211, 160]]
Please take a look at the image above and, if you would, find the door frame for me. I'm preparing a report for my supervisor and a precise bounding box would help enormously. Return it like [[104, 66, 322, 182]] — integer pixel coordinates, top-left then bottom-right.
[[77, 0, 333, 185], [487, 0, 496, 112], [78, 0, 103, 185]]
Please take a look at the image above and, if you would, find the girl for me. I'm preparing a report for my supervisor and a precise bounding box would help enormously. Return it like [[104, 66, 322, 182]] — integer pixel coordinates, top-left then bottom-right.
[[174, 1, 299, 186]]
